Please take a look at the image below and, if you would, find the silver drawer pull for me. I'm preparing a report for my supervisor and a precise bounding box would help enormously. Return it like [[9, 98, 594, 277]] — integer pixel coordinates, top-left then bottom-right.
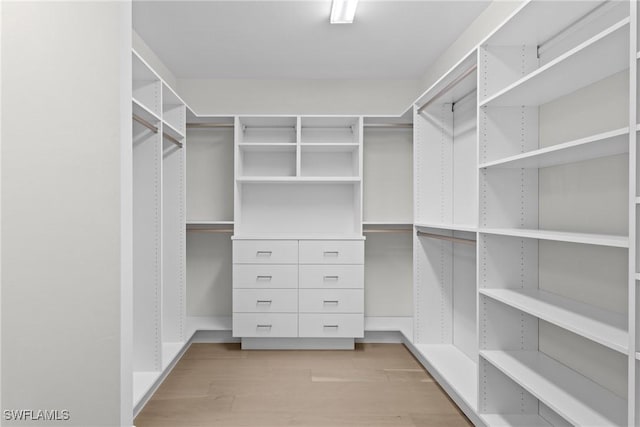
[[323, 275, 339, 281], [256, 300, 272, 304], [256, 251, 272, 256], [323, 251, 339, 256], [323, 300, 339, 304], [256, 275, 273, 280], [323, 325, 339, 328], [257, 324, 272, 328]]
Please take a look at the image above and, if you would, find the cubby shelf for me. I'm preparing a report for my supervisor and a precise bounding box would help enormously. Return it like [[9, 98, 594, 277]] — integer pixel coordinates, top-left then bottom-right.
[[414, 222, 478, 233], [481, 18, 629, 108], [237, 176, 360, 184], [133, 98, 161, 124], [480, 288, 628, 354], [238, 143, 296, 152], [480, 350, 626, 427], [480, 414, 551, 427], [478, 127, 629, 169], [300, 143, 359, 152], [479, 228, 628, 248], [162, 121, 185, 141], [411, 344, 477, 412]]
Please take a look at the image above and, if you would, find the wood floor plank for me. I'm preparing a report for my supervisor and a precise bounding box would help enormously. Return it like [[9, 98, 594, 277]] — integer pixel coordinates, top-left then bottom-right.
[[134, 343, 472, 427]]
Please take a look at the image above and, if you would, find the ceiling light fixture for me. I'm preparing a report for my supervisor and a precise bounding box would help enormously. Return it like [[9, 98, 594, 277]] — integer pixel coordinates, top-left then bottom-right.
[[330, 0, 359, 24]]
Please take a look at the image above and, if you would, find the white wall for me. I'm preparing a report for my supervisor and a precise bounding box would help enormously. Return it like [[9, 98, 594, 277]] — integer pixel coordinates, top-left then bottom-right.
[[2, 2, 131, 425], [178, 78, 419, 116]]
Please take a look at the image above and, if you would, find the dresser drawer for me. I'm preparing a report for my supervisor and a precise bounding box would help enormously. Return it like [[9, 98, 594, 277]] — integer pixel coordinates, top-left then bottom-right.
[[299, 265, 363, 289], [233, 265, 298, 289], [233, 313, 298, 337], [233, 240, 298, 264], [298, 314, 363, 338], [298, 240, 364, 264], [233, 289, 298, 313], [299, 289, 363, 313]]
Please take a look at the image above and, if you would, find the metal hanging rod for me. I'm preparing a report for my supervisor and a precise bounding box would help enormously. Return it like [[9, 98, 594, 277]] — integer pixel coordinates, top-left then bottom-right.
[[133, 114, 158, 133], [363, 123, 413, 129], [163, 132, 183, 148], [537, 0, 613, 58], [417, 64, 477, 114], [416, 230, 476, 245], [186, 123, 234, 129], [452, 88, 478, 112], [243, 125, 296, 131]]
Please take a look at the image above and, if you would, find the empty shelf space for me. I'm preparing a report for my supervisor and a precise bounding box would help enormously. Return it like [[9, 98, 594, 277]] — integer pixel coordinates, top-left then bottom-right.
[[480, 350, 626, 427], [186, 316, 232, 336], [481, 18, 629, 107], [237, 176, 361, 184], [479, 127, 629, 169], [133, 371, 161, 407], [132, 98, 161, 123], [415, 222, 478, 233], [238, 143, 296, 152], [411, 344, 477, 411], [480, 288, 627, 354], [480, 414, 552, 427], [161, 342, 186, 370], [300, 143, 360, 152], [479, 228, 628, 248]]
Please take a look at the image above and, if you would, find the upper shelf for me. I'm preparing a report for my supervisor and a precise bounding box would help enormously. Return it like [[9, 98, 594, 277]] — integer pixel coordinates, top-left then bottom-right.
[[237, 177, 360, 184], [415, 222, 478, 233], [132, 98, 161, 124], [481, 19, 629, 108], [480, 228, 628, 248], [479, 127, 629, 169]]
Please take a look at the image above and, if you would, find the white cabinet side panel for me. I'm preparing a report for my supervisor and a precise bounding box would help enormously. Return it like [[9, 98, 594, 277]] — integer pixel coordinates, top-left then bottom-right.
[[363, 128, 413, 222], [186, 128, 234, 221], [364, 232, 413, 317], [186, 232, 232, 317]]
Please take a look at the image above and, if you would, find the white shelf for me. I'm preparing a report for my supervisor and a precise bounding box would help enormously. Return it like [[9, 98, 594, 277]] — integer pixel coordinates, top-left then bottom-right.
[[238, 143, 296, 152], [186, 221, 234, 231], [412, 344, 477, 411], [232, 234, 365, 241], [161, 342, 185, 370], [237, 176, 360, 184], [363, 221, 413, 226], [163, 120, 185, 141], [415, 222, 478, 233], [300, 143, 359, 152], [133, 371, 161, 407], [186, 220, 234, 225], [364, 316, 413, 339], [186, 316, 232, 337], [480, 414, 552, 427], [480, 288, 627, 354], [480, 350, 626, 427], [636, 352, 640, 361], [479, 228, 628, 248], [132, 98, 161, 124], [479, 127, 629, 169], [481, 19, 629, 107], [635, 273, 640, 281]]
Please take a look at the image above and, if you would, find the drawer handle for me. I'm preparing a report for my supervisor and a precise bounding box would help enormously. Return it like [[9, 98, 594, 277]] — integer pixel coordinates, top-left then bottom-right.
[[323, 251, 339, 256], [256, 251, 273, 256], [323, 275, 339, 281], [256, 300, 272, 304], [323, 300, 339, 304], [256, 275, 273, 281], [323, 325, 339, 328], [257, 324, 272, 329]]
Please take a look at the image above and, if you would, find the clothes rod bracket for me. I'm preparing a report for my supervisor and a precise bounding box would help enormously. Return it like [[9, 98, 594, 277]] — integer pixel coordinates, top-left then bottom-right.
[[133, 114, 158, 134], [417, 64, 477, 114]]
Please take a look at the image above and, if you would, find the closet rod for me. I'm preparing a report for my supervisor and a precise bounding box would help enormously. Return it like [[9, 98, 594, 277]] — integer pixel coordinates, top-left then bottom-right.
[[163, 132, 183, 148], [452, 88, 477, 111], [133, 114, 158, 133], [537, 0, 612, 58], [416, 230, 476, 245], [417, 64, 477, 114], [186, 123, 234, 129]]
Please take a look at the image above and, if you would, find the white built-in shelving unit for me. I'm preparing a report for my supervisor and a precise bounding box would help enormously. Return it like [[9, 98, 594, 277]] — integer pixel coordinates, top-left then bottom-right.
[[131, 50, 187, 415]]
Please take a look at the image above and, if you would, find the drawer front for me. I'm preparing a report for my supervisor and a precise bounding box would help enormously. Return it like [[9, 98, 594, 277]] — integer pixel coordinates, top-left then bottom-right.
[[298, 240, 364, 264], [233, 240, 298, 264], [299, 289, 363, 313], [298, 314, 363, 338], [233, 289, 298, 313], [299, 265, 363, 289], [233, 265, 298, 289], [233, 313, 298, 337]]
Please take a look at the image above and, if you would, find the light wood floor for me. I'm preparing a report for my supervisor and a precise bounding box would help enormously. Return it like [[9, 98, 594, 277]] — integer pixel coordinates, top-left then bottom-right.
[[135, 343, 473, 427]]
